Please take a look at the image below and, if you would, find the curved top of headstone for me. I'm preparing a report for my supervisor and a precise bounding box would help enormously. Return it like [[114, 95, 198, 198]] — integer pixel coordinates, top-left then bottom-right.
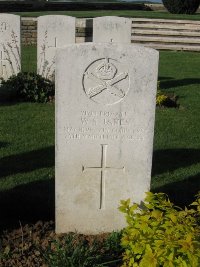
[[0, 13, 21, 35], [0, 13, 20, 20], [38, 15, 76, 41], [37, 14, 76, 22], [0, 13, 21, 80], [56, 42, 159, 108], [37, 15, 76, 33], [37, 15, 76, 45], [57, 42, 158, 60], [94, 16, 131, 23], [37, 15, 76, 80], [93, 16, 132, 43]]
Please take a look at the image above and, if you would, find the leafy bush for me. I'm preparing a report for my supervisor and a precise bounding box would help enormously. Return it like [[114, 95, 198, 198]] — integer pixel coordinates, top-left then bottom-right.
[[163, 0, 200, 14], [0, 72, 55, 103], [43, 232, 123, 267], [119, 192, 200, 267]]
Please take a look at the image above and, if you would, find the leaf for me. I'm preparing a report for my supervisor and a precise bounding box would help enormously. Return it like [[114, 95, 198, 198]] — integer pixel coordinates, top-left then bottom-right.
[[191, 202, 199, 206], [118, 206, 127, 213], [130, 204, 138, 213], [4, 245, 10, 255], [144, 192, 154, 203], [168, 213, 177, 223], [139, 246, 157, 267], [151, 210, 163, 220]]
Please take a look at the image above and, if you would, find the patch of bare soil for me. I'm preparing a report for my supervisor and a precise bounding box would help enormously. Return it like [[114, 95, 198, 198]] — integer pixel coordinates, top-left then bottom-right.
[[0, 221, 55, 267], [0, 221, 120, 267]]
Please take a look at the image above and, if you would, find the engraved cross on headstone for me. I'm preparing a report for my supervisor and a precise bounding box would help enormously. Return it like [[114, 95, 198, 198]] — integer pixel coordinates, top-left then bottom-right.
[[82, 144, 125, 209], [48, 37, 57, 49], [0, 50, 9, 78]]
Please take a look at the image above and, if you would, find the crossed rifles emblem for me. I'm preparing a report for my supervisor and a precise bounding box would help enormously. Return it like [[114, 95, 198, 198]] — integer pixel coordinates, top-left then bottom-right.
[[85, 58, 128, 99]]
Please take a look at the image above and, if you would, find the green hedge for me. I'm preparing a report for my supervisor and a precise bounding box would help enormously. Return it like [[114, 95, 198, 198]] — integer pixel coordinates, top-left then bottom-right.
[[163, 0, 200, 14], [0, 1, 151, 12]]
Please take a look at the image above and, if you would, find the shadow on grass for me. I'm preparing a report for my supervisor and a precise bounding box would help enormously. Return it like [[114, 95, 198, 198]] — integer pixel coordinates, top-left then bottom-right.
[[160, 78, 200, 89], [0, 178, 55, 232], [158, 76, 173, 80], [152, 173, 200, 208], [0, 101, 19, 106], [152, 148, 200, 207], [0, 148, 199, 231], [1, 174, 199, 232], [0, 146, 54, 179], [152, 148, 200, 176], [0, 142, 9, 148]]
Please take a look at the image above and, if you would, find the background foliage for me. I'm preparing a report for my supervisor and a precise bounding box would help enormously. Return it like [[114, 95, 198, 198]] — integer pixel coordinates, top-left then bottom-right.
[[0, 72, 55, 103], [163, 0, 200, 14]]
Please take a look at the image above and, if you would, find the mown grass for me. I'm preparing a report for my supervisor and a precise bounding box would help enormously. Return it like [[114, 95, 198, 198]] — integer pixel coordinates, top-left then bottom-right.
[[0, 47, 200, 229], [22, 46, 37, 73], [11, 10, 200, 20], [0, 102, 55, 229], [152, 51, 200, 206]]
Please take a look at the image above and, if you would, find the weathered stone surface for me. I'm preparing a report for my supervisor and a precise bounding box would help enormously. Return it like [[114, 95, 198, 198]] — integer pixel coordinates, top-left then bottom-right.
[[23, 21, 36, 26], [37, 15, 75, 80], [28, 26, 36, 30], [0, 14, 21, 80], [21, 26, 28, 30], [24, 33, 32, 37], [93, 16, 132, 43], [56, 43, 159, 234], [32, 32, 37, 38]]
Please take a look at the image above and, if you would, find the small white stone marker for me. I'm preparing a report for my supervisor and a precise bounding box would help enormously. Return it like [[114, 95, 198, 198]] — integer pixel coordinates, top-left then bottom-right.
[[56, 43, 159, 234], [93, 16, 132, 43], [37, 15, 76, 80], [0, 14, 21, 80]]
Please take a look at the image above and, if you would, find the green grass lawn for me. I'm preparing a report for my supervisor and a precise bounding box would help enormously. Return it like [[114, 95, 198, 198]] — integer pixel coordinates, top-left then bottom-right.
[[10, 10, 200, 20], [152, 51, 200, 206], [0, 47, 200, 230], [22, 46, 37, 73]]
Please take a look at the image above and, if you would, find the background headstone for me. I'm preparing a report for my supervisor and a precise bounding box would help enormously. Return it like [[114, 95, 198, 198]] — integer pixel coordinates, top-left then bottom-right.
[[56, 43, 159, 234], [37, 15, 76, 80], [93, 16, 132, 43], [0, 14, 21, 81]]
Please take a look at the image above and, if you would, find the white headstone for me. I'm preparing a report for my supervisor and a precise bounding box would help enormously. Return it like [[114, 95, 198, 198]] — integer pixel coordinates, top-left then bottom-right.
[[37, 15, 76, 80], [93, 16, 132, 43], [0, 14, 21, 81], [56, 43, 159, 234]]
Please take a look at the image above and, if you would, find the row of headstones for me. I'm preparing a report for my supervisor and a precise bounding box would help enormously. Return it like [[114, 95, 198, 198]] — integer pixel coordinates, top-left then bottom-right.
[[0, 14, 132, 81]]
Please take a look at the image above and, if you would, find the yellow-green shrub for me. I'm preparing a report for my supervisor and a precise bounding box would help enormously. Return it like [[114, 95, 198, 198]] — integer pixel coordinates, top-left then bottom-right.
[[156, 92, 168, 107], [119, 192, 200, 267], [156, 81, 179, 108]]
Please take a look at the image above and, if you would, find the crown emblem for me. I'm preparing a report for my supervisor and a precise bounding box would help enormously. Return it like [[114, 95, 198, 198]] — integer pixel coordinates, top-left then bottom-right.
[[94, 58, 117, 80]]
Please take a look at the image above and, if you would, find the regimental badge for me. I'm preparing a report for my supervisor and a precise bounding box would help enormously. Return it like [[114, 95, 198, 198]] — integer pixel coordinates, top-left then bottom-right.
[[83, 58, 130, 106]]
